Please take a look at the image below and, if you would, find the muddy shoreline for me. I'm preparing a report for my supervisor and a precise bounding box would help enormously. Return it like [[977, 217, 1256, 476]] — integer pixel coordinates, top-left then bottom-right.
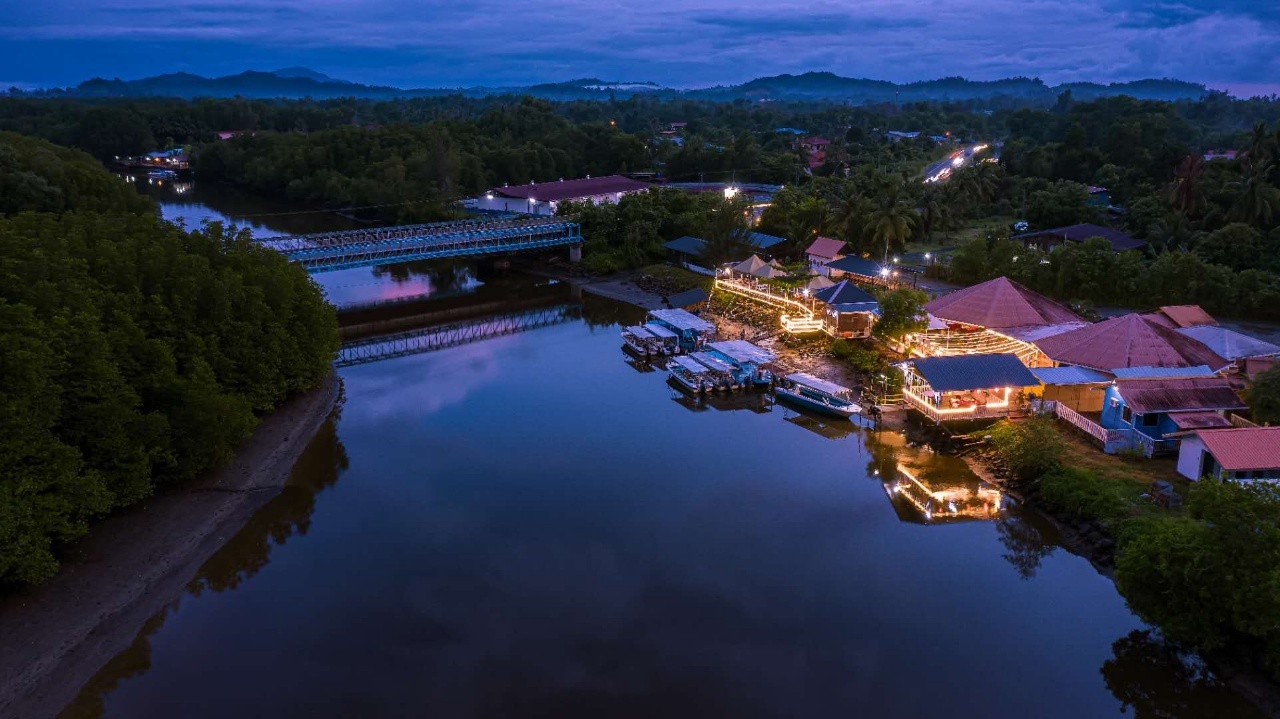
[[0, 373, 342, 719]]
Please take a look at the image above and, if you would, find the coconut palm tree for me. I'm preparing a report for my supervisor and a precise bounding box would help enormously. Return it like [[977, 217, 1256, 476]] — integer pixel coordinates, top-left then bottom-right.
[[865, 182, 919, 262], [1228, 169, 1280, 228], [1169, 154, 1205, 218]]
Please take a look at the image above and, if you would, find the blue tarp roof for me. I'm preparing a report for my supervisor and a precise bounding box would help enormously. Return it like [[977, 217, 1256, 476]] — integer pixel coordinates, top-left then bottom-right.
[[814, 280, 877, 309], [1111, 365, 1215, 379], [748, 232, 786, 249], [826, 255, 886, 277], [664, 235, 706, 255], [908, 353, 1040, 392], [1030, 366, 1111, 385]]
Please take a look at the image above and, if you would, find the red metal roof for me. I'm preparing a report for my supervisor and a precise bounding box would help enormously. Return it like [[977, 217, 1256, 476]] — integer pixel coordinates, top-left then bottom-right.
[[1142, 305, 1217, 329], [1195, 427, 1280, 471], [806, 236, 846, 259], [1034, 314, 1230, 372], [494, 175, 651, 203], [924, 277, 1083, 329], [1115, 377, 1245, 414]]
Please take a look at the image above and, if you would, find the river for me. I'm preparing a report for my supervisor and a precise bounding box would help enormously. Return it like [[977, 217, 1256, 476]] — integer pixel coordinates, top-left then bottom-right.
[[59, 181, 1262, 718]]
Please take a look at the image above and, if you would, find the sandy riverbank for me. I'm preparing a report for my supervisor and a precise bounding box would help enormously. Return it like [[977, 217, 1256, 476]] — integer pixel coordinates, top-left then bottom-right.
[[0, 372, 342, 719]]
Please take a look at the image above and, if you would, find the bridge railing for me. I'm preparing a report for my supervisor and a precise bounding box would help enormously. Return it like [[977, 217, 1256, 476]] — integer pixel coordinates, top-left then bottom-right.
[[285, 221, 581, 272], [258, 216, 565, 251]]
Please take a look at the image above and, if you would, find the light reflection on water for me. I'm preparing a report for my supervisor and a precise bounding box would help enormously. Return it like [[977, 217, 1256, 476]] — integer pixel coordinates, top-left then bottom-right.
[[63, 185, 1265, 719]]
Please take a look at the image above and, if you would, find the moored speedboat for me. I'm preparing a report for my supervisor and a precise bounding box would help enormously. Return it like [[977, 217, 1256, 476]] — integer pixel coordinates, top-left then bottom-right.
[[667, 356, 716, 394], [643, 322, 680, 355], [775, 372, 860, 418], [622, 325, 657, 357], [690, 352, 741, 391]]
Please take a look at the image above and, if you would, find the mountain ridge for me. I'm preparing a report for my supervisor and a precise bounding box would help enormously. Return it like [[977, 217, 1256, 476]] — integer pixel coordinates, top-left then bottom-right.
[[28, 68, 1211, 103]]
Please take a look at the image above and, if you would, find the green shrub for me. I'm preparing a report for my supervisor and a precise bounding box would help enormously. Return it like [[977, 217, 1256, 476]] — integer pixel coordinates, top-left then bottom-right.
[[1039, 467, 1129, 522], [581, 251, 624, 274], [1115, 481, 1280, 669], [830, 339, 882, 373], [986, 417, 1064, 480]]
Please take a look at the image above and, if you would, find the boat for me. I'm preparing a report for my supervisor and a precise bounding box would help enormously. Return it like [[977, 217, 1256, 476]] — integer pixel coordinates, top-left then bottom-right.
[[689, 352, 741, 391], [706, 340, 777, 387], [642, 322, 680, 355], [622, 325, 658, 356], [647, 308, 716, 352], [774, 372, 861, 418], [667, 356, 717, 394]]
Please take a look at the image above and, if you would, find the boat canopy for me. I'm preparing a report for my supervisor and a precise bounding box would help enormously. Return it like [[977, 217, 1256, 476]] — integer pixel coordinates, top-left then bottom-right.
[[649, 308, 715, 332], [671, 356, 712, 374], [643, 322, 678, 339], [691, 352, 737, 374], [709, 340, 776, 365], [624, 325, 656, 338], [787, 372, 852, 397]]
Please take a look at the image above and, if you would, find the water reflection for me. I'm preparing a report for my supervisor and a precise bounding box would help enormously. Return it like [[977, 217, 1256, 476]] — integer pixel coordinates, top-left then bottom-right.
[[1102, 630, 1263, 718], [667, 385, 776, 414], [995, 511, 1059, 580], [58, 411, 348, 719]]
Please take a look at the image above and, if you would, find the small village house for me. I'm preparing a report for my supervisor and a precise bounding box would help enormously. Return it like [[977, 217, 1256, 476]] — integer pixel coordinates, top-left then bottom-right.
[[1176, 427, 1280, 482], [805, 237, 847, 275], [900, 353, 1040, 423], [1034, 313, 1231, 375], [812, 281, 878, 339], [1099, 375, 1247, 456]]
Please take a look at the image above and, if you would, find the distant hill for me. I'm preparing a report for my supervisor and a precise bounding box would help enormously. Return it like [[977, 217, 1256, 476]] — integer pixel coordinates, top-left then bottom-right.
[[47, 68, 1210, 104]]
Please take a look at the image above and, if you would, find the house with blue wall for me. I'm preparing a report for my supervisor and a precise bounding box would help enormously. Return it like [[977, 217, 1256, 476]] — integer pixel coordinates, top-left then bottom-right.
[[1100, 375, 1247, 454]]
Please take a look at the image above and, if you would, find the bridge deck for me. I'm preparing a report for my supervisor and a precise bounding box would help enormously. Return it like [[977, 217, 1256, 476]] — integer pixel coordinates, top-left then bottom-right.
[[258, 217, 581, 273]]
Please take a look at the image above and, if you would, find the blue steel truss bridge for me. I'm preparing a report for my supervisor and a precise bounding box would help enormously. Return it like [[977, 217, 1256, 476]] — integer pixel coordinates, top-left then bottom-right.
[[335, 303, 582, 367], [258, 216, 582, 273]]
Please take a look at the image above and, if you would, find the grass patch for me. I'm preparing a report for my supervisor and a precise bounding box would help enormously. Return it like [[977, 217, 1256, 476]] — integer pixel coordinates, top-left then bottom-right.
[[1048, 423, 1189, 519], [639, 264, 714, 292]]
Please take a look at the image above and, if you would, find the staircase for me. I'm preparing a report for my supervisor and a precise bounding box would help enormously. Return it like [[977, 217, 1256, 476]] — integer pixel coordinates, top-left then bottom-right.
[[715, 278, 824, 335]]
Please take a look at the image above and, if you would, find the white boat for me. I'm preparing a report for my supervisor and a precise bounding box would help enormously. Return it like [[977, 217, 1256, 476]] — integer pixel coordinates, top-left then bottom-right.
[[622, 325, 657, 356], [690, 352, 742, 391], [643, 322, 680, 355], [667, 356, 717, 394], [775, 372, 861, 418]]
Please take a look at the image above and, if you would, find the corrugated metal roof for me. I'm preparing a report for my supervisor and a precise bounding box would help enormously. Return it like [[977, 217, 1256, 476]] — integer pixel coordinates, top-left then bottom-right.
[[1010, 223, 1147, 252], [708, 340, 775, 364], [495, 175, 651, 202], [1157, 305, 1217, 328], [1176, 325, 1280, 361], [690, 351, 736, 374], [648, 308, 715, 332], [1002, 322, 1089, 342], [666, 288, 709, 308], [1169, 411, 1234, 430], [748, 232, 786, 249], [908, 353, 1040, 392], [806, 236, 846, 259], [663, 235, 706, 255], [1035, 314, 1231, 373], [1030, 366, 1110, 385], [1196, 428, 1280, 471], [1115, 377, 1246, 414], [925, 277, 1083, 329], [814, 280, 877, 308], [1111, 365, 1215, 379], [826, 255, 886, 278]]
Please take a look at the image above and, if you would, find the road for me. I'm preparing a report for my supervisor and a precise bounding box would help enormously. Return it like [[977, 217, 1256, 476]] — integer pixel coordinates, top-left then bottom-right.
[[923, 142, 992, 184]]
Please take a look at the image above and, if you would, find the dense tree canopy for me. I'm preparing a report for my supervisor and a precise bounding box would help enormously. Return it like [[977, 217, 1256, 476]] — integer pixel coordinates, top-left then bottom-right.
[[0, 134, 337, 585]]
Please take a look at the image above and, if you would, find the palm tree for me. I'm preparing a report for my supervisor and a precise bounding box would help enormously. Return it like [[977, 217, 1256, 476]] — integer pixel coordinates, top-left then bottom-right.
[[1228, 170, 1280, 228], [1169, 154, 1205, 218], [865, 182, 919, 262], [919, 188, 946, 242], [835, 187, 868, 250]]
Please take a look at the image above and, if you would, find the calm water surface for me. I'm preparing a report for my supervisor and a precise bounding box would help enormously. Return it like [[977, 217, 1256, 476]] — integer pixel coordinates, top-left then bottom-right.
[[64, 184, 1260, 718]]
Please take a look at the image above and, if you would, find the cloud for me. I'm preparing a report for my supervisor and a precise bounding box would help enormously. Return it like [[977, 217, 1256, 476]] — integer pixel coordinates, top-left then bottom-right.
[[0, 0, 1276, 88]]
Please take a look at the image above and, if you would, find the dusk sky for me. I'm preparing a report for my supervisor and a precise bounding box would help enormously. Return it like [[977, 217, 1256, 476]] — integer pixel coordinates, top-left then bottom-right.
[[2, 0, 1279, 94]]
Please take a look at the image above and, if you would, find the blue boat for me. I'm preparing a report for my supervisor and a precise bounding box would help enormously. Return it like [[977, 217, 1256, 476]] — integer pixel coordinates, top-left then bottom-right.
[[775, 373, 860, 418], [647, 309, 716, 352], [667, 356, 717, 394], [706, 340, 777, 387]]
